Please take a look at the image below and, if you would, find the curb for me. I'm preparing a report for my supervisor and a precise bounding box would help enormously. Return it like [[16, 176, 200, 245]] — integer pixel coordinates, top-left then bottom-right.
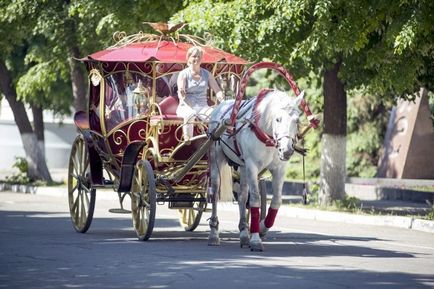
[[3, 185, 434, 234], [277, 206, 434, 234]]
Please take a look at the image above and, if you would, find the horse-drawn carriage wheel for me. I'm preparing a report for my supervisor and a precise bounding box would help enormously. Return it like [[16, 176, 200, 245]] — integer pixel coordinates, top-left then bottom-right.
[[68, 135, 96, 233], [178, 193, 207, 231], [131, 160, 156, 241]]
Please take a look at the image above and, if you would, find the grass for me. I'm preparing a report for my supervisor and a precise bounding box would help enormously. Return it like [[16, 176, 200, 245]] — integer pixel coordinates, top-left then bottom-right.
[[427, 207, 434, 220], [289, 184, 434, 221], [289, 200, 434, 221]]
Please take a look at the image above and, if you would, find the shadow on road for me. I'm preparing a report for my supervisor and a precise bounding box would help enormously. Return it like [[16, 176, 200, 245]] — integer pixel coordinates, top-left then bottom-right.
[[1, 210, 432, 289]]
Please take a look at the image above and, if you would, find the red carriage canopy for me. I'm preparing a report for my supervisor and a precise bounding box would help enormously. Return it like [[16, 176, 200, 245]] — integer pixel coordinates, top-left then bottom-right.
[[82, 41, 248, 64]]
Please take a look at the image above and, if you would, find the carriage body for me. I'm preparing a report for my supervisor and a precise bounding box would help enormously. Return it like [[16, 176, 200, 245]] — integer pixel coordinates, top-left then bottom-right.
[[68, 39, 248, 238]]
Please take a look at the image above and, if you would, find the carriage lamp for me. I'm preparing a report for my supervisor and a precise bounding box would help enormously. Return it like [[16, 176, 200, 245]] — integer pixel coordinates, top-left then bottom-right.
[[133, 80, 150, 115], [124, 70, 134, 86], [89, 69, 102, 86]]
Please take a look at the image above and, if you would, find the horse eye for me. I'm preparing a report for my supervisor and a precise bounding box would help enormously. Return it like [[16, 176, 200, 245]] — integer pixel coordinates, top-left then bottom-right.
[[276, 117, 282, 123]]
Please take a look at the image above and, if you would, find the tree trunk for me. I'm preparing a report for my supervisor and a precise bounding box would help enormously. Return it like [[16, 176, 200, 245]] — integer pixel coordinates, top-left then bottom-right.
[[68, 45, 87, 112], [31, 104, 45, 159], [65, 13, 87, 113], [319, 61, 347, 205], [0, 60, 52, 182]]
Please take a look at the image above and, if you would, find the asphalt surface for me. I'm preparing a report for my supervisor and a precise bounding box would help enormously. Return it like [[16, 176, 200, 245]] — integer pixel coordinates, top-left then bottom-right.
[[0, 191, 434, 289]]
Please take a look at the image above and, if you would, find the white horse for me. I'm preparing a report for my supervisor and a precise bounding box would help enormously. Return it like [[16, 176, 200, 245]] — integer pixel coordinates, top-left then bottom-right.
[[207, 89, 305, 251]]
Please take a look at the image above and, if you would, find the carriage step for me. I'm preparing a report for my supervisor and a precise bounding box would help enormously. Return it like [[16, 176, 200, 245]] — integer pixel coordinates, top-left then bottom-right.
[[169, 202, 194, 209], [108, 208, 131, 214], [104, 180, 114, 185]]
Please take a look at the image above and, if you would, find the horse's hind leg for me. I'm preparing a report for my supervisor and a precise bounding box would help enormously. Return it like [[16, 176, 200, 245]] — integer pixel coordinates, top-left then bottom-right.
[[237, 167, 249, 248], [208, 143, 222, 246], [208, 198, 220, 246], [246, 162, 264, 252]]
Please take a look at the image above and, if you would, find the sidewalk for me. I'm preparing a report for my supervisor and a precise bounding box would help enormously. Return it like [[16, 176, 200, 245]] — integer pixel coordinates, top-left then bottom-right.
[[276, 195, 434, 234]]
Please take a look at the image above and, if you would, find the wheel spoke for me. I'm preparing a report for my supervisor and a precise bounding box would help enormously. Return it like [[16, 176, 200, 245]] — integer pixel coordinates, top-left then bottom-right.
[[83, 189, 90, 207], [73, 198, 80, 223], [81, 184, 91, 193], [80, 141, 86, 174], [81, 154, 90, 176], [70, 173, 79, 181], [76, 141, 83, 174], [71, 193, 80, 211], [80, 193, 87, 226], [70, 183, 78, 195], [140, 208, 147, 232], [72, 154, 79, 176]]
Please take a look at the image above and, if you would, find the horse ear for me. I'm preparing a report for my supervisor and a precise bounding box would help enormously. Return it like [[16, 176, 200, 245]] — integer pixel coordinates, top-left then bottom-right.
[[295, 91, 305, 106]]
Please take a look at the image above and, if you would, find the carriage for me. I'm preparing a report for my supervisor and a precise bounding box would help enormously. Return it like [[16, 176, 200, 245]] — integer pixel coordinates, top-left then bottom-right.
[[67, 26, 320, 245], [67, 35, 249, 240]]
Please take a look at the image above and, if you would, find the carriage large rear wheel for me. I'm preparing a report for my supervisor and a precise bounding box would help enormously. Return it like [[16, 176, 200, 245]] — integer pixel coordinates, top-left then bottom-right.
[[178, 193, 207, 231], [131, 160, 156, 241], [68, 135, 96, 233]]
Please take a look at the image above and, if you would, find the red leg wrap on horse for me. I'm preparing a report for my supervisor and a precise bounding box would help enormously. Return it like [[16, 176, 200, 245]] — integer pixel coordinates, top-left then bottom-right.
[[264, 207, 278, 228], [250, 207, 260, 233]]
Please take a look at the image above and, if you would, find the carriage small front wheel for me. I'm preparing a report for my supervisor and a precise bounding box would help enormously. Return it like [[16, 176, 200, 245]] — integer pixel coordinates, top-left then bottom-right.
[[68, 135, 96, 233], [131, 160, 156, 241]]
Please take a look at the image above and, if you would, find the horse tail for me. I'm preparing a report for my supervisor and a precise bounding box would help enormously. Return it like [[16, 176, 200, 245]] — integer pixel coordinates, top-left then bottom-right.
[[219, 162, 233, 202]]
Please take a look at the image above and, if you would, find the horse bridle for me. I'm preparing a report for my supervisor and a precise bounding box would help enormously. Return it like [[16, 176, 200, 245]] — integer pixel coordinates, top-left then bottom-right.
[[273, 106, 301, 151]]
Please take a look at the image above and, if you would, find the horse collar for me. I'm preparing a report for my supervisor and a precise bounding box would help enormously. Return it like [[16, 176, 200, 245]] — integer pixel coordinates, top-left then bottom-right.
[[251, 89, 276, 147]]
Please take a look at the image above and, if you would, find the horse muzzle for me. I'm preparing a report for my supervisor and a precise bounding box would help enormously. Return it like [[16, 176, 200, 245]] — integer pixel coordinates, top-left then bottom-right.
[[279, 149, 294, 161], [277, 137, 295, 161]]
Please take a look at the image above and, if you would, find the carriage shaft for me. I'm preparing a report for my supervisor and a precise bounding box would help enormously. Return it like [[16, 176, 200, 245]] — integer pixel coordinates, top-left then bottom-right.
[[171, 119, 230, 183]]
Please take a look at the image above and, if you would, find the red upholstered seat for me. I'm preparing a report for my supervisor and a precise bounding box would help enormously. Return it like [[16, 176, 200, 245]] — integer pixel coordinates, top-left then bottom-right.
[[159, 96, 181, 118], [149, 95, 209, 164], [150, 96, 183, 124], [157, 95, 214, 117]]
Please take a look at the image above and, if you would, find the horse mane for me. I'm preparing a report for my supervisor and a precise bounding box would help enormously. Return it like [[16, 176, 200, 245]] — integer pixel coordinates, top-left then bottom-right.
[[256, 90, 295, 132]]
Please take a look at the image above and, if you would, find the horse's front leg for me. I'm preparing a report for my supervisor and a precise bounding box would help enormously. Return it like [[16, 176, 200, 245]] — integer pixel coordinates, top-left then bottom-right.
[[260, 165, 285, 237], [246, 161, 263, 252], [237, 167, 249, 248]]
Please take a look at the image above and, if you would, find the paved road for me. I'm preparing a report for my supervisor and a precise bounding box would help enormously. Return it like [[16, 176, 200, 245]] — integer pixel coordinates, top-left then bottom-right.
[[1, 191, 434, 289]]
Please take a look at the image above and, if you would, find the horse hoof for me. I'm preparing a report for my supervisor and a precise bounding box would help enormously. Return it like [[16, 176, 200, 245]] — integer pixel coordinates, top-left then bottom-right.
[[240, 231, 250, 248], [208, 237, 220, 246], [240, 239, 250, 248], [250, 242, 264, 252], [259, 221, 269, 238]]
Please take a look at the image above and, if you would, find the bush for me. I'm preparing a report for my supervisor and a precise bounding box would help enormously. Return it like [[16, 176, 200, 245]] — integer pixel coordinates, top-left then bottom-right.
[[12, 156, 29, 174], [4, 157, 31, 185]]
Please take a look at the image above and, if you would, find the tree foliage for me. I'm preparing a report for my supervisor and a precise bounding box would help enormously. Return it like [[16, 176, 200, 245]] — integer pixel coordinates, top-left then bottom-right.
[[1, 0, 184, 113], [176, 0, 433, 96], [175, 0, 434, 203], [0, 0, 183, 180]]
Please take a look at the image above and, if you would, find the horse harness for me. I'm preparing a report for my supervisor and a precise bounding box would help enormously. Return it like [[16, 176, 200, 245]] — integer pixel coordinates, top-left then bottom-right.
[[216, 89, 283, 167]]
